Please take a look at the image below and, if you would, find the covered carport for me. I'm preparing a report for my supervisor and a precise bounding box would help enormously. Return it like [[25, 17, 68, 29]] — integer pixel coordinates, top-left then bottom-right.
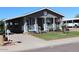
[[5, 17, 24, 33]]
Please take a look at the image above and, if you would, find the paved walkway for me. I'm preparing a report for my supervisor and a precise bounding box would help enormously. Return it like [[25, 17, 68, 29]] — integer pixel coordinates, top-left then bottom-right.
[[49, 37, 79, 46], [0, 34, 79, 52]]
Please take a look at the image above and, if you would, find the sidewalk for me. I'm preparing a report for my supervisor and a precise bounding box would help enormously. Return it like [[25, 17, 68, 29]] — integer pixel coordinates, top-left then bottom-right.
[[49, 37, 79, 46]]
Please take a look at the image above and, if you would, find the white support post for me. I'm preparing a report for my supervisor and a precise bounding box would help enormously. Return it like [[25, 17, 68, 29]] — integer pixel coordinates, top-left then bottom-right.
[[53, 18, 56, 31], [43, 17, 48, 32], [4, 21, 7, 35], [4, 21, 11, 40], [34, 17, 38, 33], [66, 21, 67, 28], [66, 21, 67, 26], [59, 17, 63, 30], [72, 20, 74, 28], [23, 17, 28, 33]]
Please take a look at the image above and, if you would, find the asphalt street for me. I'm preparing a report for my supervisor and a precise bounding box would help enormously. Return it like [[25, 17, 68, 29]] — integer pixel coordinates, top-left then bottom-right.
[[25, 42, 79, 52]]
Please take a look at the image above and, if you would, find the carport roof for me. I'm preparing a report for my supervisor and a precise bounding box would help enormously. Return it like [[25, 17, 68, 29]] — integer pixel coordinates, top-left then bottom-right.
[[63, 18, 79, 21]]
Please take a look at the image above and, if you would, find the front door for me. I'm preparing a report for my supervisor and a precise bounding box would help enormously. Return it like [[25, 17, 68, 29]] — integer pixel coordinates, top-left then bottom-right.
[[37, 18, 44, 31]]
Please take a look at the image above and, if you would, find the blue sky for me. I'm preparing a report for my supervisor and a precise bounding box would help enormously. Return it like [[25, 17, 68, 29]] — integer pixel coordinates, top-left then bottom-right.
[[0, 7, 79, 20]]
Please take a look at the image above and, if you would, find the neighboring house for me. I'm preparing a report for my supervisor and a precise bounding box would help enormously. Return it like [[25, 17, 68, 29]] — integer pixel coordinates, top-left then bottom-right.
[[63, 18, 79, 28], [4, 8, 64, 33]]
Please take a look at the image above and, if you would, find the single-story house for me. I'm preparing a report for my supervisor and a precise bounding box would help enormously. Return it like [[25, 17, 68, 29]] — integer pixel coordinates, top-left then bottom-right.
[[63, 18, 79, 28], [4, 8, 64, 33]]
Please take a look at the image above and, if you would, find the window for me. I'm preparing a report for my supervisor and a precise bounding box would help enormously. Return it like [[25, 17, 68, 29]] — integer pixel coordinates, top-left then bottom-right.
[[15, 23, 18, 25], [28, 18, 35, 25], [44, 11, 48, 16], [10, 22, 13, 25], [46, 18, 53, 25]]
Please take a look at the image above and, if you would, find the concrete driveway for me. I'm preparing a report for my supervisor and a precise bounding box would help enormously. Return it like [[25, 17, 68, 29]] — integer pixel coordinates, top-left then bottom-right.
[[0, 33, 51, 52]]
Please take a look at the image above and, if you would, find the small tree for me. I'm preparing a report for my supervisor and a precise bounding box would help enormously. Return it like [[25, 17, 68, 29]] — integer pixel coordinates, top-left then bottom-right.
[[75, 14, 79, 18], [62, 23, 66, 34]]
